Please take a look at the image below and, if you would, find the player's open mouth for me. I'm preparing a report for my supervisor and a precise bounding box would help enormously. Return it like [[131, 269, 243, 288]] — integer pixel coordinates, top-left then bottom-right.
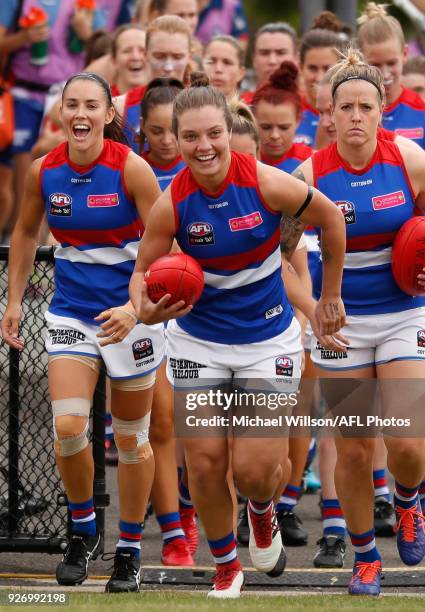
[[128, 64, 144, 73], [196, 154, 216, 163], [72, 124, 91, 140]]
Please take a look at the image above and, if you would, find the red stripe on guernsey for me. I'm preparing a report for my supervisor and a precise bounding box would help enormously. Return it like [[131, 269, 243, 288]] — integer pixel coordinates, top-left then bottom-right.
[[346, 231, 397, 252], [197, 227, 280, 270], [121, 532, 141, 541], [125, 85, 146, 113], [301, 97, 320, 116], [350, 534, 374, 546], [313, 140, 409, 180], [385, 87, 425, 113], [172, 152, 258, 203], [212, 540, 236, 557], [42, 141, 131, 174], [72, 508, 94, 517], [141, 151, 183, 171], [377, 126, 396, 141], [261, 142, 313, 166], [51, 221, 143, 247], [323, 507, 344, 518]]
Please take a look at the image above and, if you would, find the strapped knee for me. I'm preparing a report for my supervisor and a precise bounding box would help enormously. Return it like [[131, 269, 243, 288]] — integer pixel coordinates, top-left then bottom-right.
[[52, 398, 91, 457], [112, 413, 152, 464], [110, 371, 156, 391]]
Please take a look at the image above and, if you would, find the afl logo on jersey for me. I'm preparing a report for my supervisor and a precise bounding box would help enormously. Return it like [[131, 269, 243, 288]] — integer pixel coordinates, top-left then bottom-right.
[[132, 338, 153, 361], [418, 330, 425, 348], [275, 356, 293, 377], [49, 193, 72, 217], [187, 222, 215, 245], [336, 201, 356, 225]]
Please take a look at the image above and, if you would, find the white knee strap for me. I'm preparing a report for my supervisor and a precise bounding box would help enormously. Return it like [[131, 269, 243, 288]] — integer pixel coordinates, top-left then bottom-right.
[[52, 398, 91, 457], [112, 413, 152, 464]]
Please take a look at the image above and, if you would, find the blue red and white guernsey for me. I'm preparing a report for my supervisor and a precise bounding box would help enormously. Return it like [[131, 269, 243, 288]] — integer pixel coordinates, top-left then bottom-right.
[[382, 87, 425, 149], [294, 98, 320, 147], [261, 143, 313, 174], [123, 85, 147, 153], [312, 139, 425, 315], [40, 139, 143, 324], [171, 151, 293, 344], [141, 152, 186, 191]]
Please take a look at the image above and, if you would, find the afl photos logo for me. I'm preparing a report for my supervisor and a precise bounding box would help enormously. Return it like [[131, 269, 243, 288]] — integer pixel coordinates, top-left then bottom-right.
[[49, 193, 72, 217], [336, 201, 356, 225], [187, 222, 215, 245], [275, 356, 293, 377]]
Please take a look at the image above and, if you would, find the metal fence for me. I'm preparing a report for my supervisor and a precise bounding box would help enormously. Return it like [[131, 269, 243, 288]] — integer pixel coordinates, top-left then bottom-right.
[[0, 246, 107, 553]]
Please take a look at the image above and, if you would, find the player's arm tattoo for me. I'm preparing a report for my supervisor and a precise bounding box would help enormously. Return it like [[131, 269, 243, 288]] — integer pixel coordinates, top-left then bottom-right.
[[291, 167, 307, 183], [280, 166, 308, 258], [280, 215, 305, 258], [321, 246, 332, 264]]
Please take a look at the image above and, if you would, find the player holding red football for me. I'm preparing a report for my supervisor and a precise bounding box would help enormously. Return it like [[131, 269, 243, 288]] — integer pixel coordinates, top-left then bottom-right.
[[130, 72, 347, 598], [294, 48, 425, 596]]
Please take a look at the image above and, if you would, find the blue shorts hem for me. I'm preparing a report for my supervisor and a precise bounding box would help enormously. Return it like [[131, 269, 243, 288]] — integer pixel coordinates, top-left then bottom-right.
[[313, 361, 375, 371], [375, 356, 425, 366], [107, 356, 165, 380]]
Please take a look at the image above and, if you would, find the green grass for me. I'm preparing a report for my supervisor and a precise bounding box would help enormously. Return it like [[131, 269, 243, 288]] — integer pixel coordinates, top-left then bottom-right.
[[18, 591, 425, 612]]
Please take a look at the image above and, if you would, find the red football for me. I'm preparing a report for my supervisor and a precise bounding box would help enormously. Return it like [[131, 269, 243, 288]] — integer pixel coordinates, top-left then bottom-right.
[[392, 216, 425, 296], [145, 253, 205, 306]]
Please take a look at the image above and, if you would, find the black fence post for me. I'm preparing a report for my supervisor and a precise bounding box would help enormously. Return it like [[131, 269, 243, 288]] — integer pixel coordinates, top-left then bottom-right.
[[7, 347, 20, 534]]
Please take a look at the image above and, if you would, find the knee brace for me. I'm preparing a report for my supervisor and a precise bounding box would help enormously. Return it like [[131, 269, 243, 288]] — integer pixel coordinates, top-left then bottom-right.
[[112, 413, 152, 464], [52, 398, 91, 457]]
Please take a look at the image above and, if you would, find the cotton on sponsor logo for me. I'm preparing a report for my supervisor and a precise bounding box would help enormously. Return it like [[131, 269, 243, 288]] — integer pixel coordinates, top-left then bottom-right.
[[87, 193, 119, 207], [395, 127, 424, 140], [229, 211, 263, 231], [372, 191, 405, 211]]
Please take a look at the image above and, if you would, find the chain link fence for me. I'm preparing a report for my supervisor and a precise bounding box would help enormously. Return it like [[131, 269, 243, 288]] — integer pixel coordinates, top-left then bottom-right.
[[0, 247, 107, 553]]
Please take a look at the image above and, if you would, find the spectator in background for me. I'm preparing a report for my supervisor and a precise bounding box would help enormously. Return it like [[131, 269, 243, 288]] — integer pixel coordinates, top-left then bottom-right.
[[403, 55, 425, 99], [196, 0, 249, 48]]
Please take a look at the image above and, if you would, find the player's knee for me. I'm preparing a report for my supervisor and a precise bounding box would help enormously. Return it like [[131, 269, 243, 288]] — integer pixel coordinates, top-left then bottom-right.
[[386, 438, 424, 464], [149, 411, 174, 444], [337, 440, 374, 469], [112, 413, 153, 464], [234, 457, 279, 490], [189, 453, 227, 487], [52, 398, 91, 457]]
